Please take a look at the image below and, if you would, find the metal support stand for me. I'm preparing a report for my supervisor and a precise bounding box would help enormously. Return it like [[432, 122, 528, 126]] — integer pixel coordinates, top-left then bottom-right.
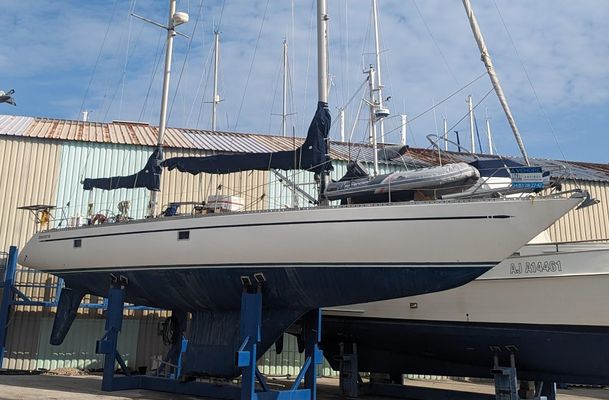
[[95, 282, 131, 390], [492, 354, 519, 400], [96, 282, 323, 400], [338, 342, 359, 398], [0, 246, 18, 368]]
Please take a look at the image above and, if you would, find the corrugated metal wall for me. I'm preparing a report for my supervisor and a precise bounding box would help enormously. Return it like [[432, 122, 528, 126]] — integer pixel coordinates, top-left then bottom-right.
[[55, 142, 151, 223], [0, 137, 61, 253], [1, 312, 41, 370], [547, 180, 609, 242]]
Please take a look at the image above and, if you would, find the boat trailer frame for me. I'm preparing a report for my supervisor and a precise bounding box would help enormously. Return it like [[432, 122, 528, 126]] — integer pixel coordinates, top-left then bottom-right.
[[94, 277, 323, 400]]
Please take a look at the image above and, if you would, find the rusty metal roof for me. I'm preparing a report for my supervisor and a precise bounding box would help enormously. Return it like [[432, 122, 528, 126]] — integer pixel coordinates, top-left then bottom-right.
[[1, 113, 608, 181]]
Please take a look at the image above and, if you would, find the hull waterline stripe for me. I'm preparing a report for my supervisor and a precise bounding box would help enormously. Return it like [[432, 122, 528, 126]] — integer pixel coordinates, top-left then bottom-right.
[[39, 215, 512, 242], [44, 261, 496, 274]]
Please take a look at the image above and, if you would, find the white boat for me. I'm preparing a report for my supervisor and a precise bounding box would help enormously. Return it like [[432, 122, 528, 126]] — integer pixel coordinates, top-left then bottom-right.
[[16, 0, 586, 379], [323, 239, 609, 384]]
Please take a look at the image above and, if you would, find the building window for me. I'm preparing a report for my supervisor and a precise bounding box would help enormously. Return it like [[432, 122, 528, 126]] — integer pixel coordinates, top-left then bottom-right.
[[178, 231, 190, 240], [74, 239, 82, 248]]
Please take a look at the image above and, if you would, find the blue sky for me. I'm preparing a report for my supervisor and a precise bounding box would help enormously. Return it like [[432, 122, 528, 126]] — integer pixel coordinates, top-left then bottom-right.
[[1, 0, 608, 163]]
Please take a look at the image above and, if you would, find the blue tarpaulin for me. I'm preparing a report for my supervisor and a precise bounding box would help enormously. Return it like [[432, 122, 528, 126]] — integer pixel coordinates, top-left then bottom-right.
[[82, 149, 162, 191], [162, 101, 332, 175]]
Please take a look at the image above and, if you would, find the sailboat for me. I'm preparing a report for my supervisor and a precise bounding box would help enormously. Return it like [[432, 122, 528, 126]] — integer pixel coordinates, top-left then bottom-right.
[[322, 0, 609, 386], [18, 0, 584, 379]]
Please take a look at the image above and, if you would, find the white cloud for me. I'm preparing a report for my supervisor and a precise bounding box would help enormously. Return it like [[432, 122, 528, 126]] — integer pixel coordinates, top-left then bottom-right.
[[2, 0, 608, 161]]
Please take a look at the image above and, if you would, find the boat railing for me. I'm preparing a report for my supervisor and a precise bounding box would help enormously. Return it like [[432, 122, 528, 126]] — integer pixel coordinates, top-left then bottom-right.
[[37, 190, 581, 235]]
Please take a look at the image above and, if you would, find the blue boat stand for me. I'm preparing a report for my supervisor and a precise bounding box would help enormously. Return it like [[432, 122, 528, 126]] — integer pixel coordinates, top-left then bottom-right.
[[95, 277, 323, 400]]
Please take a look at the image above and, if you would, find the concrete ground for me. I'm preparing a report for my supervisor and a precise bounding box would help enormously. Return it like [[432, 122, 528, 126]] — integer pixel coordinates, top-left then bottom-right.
[[1, 374, 609, 400]]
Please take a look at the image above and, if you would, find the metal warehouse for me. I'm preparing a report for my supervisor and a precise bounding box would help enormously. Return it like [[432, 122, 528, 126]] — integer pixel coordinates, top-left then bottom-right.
[[1, 113, 609, 375]]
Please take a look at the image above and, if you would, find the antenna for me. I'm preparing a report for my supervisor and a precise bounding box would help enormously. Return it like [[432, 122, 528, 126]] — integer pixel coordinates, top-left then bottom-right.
[[468, 95, 475, 153], [211, 31, 222, 132]]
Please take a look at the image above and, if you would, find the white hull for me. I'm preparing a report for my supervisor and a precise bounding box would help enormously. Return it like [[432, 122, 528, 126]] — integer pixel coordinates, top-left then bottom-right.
[[20, 196, 581, 274], [326, 241, 609, 327]]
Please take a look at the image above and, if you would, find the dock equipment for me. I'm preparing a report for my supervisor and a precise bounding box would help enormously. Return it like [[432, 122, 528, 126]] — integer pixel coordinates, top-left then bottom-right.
[[94, 276, 323, 400]]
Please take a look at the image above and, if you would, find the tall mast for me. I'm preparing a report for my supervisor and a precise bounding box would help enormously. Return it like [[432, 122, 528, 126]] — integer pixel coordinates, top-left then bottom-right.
[[281, 39, 288, 137], [371, 0, 387, 144], [443, 117, 449, 151], [212, 31, 221, 132], [486, 115, 494, 155], [147, 0, 187, 217], [462, 0, 530, 165], [368, 66, 380, 176], [338, 108, 345, 142], [317, 0, 329, 104], [468, 95, 475, 153], [400, 114, 407, 145], [317, 0, 330, 205]]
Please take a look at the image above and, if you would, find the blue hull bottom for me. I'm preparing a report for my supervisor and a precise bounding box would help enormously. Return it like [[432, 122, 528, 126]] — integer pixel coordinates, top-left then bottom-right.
[[57, 265, 490, 311], [54, 265, 490, 378], [322, 317, 609, 385]]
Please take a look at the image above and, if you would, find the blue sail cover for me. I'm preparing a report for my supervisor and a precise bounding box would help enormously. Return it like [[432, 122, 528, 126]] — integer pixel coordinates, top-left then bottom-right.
[[82, 149, 162, 191], [162, 101, 333, 175], [470, 158, 525, 178]]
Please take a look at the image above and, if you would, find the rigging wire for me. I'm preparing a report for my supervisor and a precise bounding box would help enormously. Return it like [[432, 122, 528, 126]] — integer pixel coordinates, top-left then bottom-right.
[[381, 71, 487, 139], [412, 0, 460, 85], [492, 1, 569, 163], [168, 0, 205, 123], [300, 0, 316, 134], [426, 87, 495, 152], [233, 0, 271, 131], [267, 46, 284, 134], [78, 0, 120, 118], [195, 40, 216, 129], [139, 29, 166, 122], [119, 0, 137, 119]]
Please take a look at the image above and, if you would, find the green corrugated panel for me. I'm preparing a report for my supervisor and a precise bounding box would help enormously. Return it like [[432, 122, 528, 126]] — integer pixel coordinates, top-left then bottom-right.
[[36, 317, 140, 370], [55, 142, 152, 225], [258, 333, 338, 377]]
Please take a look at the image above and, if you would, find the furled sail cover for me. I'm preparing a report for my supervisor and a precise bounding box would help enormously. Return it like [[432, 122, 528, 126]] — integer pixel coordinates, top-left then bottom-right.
[[162, 101, 332, 175], [82, 149, 162, 191]]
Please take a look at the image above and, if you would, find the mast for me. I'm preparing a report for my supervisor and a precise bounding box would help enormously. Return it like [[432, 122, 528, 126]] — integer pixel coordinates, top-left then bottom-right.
[[317, 0, 330, 204], [400, 114, 407, 145], [212, 31, 221, 132], [443, 118, 449, 151], [338, 108, 345, 142], [462, 0, 530, 165], [371, 0, 387, 144], [468, 95, 475, 153], [147, 0, 187, 217], [486, 116, 494, 155], [281, 39, 288, 137], [317, 0, 329, 104], [368, 66, 380, 176]]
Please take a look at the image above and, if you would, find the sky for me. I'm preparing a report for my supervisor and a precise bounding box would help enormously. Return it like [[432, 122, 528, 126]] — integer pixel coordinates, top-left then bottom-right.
[[1, 0, 608, 163]]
